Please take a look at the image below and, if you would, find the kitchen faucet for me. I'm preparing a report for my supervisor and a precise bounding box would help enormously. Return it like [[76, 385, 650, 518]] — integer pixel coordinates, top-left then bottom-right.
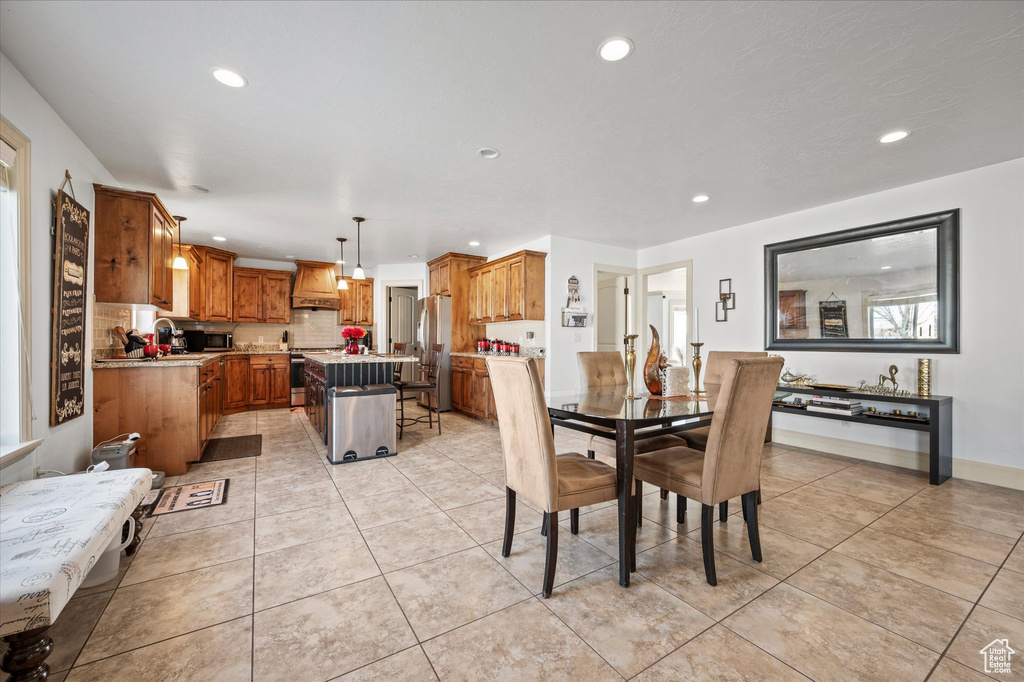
[[153, 317, 177, 344]]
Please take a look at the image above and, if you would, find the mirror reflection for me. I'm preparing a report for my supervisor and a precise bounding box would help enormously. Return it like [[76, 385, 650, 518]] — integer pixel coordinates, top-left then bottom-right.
[[776, 228, 938, 341]]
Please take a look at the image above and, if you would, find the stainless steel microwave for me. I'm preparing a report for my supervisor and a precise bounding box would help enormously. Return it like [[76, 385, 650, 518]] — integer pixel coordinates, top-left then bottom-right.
[[182, 330, 233, 352]]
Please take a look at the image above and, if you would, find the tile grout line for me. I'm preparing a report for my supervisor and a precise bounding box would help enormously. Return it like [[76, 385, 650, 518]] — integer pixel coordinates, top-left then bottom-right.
[[923, 532, 1024, 681]]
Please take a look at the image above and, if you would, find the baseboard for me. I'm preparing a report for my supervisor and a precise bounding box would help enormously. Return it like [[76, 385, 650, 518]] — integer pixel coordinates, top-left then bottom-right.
[[771, 429, 1024, 491]]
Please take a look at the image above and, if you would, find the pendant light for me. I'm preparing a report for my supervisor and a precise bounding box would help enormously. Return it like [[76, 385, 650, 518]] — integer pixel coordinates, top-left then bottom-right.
[[336, 237, 349, 290], [351, 216, 366, 280], [172, 216, 188, 270]]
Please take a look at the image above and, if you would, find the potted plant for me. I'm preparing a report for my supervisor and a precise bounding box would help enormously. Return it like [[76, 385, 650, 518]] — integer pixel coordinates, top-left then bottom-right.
[[342, 326, 366, 355]]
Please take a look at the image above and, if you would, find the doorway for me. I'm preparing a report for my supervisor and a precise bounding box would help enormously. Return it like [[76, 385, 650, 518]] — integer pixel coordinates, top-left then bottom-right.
[[385, 284, 420, 381], [639, 261, 692, 367], [592, 265, 636, 365]]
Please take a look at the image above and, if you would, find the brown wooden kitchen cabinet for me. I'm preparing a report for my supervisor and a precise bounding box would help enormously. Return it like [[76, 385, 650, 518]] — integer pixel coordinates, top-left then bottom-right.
[[223, 355, 249, 412], [93, 356, 225, 476], [428, 259, 451, 295], [428, 253, 487, 353], [248, 355, 289, 406], [93, 185, 177, 309], [203, 247, 235, 321], [337, 277, 374, 326], [467, 250, 546, 323], [232, 268, 292, 324], [451, 356, 544, 423]]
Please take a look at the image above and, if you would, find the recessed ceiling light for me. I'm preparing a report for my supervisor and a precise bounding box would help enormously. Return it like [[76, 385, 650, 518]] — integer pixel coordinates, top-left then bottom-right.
[[881, 265, 892, 270], [212, 236, 227, 242], [477, 147, 500, 159], [407, 254, 419, 258], [599, 37, 634, 62], [879, 130, 909, 144], [211, 68, 247, 88], [285, 255, 294, 258], [468, 241, 480, 246], [189, 184, 211, 194], [692, 194, 710, 203]]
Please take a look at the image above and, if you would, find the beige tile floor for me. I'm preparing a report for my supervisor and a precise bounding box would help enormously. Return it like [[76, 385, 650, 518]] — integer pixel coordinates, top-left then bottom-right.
[[17, 406, 1022, 682]]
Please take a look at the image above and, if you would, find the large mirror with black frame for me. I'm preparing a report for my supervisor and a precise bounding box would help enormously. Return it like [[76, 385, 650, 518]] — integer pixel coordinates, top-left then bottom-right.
[[765, 210, 959, 353]]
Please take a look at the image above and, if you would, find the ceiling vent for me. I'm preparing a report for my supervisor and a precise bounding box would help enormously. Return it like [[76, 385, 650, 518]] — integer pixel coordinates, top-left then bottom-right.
[[292, 260, 341, 309]]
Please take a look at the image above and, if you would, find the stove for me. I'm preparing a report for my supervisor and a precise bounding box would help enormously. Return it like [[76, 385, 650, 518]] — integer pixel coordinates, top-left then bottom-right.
[[289, 348, 342, 407]]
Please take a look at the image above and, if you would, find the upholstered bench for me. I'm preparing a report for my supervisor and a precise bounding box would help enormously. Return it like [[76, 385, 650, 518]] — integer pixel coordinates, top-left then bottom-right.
[[0, 468, 151, 680]]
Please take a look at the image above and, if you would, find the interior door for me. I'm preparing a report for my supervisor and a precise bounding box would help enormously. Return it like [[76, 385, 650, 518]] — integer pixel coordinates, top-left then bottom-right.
[[597, 275, 626, 353]]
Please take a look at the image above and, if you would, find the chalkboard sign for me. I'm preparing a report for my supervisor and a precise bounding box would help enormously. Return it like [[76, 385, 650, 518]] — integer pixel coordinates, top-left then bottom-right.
[[50, 189, 90, 426]]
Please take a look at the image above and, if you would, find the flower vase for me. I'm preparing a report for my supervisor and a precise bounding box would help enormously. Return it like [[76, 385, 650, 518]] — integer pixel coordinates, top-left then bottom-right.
[[345, 340, 360, 355]]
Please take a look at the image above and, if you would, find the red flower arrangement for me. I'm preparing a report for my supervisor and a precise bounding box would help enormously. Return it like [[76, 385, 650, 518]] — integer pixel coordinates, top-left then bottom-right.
[[342, 326, 366, 354]]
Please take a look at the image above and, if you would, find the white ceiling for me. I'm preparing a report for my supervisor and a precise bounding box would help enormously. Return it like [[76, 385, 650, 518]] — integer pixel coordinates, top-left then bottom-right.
[[1, 1, 1021, 267]]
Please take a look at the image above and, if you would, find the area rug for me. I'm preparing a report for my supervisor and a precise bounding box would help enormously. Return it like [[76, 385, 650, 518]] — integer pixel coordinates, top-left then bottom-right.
[[200, 434, 262, 462], [149, 479, 230, 516]]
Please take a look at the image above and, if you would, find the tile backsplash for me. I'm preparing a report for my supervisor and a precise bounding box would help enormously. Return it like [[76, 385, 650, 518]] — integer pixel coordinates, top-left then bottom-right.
[[484, 320, 546, 347], [182, 310, 370, 348]]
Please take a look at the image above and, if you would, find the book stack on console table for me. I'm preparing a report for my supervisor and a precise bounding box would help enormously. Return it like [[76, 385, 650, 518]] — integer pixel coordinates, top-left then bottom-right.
[[806, 396, 863, 416]]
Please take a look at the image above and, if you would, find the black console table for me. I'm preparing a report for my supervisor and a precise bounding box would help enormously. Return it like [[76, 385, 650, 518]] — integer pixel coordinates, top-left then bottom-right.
[[772, 385, 952, 485]]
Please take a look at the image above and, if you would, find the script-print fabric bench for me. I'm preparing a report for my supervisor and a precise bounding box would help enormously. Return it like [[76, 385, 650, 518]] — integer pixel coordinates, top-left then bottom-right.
[[0, 469, 151, 680]]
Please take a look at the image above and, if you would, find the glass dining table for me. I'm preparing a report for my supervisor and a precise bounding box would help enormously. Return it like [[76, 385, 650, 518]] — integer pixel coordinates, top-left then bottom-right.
[[545, 386, 721, 587]]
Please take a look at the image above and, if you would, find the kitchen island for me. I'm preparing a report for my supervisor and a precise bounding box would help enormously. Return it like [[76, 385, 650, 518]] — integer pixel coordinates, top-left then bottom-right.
[[302, 353, 419, 443]]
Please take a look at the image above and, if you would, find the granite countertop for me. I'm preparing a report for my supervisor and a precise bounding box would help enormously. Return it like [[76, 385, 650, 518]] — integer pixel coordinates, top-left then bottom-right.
[[302, 353, 419, 365], [451, 350, 546, 359], [92, 354, 218, 368]]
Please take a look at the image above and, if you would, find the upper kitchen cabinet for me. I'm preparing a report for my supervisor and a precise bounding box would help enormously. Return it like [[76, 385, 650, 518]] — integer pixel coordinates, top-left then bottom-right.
[[232, 268, 292, 323], [201, 246, 235, 321], [93, 185, 177, 309], [429, 252, 487, 352], [468, 250, 546, 322], [337, 277, 374, 326]]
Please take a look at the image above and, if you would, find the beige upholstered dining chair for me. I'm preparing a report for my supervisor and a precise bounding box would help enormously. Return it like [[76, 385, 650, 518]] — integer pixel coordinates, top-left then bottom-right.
[[576, 352, 689, 459], [681, 350, 769, 520], [632, 356, 783, 586], [487, 356, 619, 598]]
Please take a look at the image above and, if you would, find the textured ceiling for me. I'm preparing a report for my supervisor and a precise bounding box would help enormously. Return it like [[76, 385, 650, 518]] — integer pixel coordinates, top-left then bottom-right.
[[1, 1, 1021, 266]]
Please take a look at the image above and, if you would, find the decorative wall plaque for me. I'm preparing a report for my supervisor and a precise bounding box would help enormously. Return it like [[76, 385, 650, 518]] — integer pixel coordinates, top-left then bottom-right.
[[50, 185, 90, 425]]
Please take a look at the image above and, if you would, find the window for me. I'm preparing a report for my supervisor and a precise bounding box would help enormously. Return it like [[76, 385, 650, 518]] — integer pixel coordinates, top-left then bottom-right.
[[866, 291, 938, 339], [1, 117, 37, 467]]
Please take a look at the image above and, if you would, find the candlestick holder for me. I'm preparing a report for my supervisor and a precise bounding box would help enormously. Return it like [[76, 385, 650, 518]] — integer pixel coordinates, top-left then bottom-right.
[[624, 334, 639, 400], [691, 342, 706, 394]]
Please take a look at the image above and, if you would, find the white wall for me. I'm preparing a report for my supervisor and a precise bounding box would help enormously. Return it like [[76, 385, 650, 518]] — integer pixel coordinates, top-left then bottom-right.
[[638, 158, 1024, 479], [1, 54, 119, 483]]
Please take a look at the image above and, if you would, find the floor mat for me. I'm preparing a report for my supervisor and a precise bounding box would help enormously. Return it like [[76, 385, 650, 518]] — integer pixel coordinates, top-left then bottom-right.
[[149, 479, 229, 516], [200, 434, 262, 462]]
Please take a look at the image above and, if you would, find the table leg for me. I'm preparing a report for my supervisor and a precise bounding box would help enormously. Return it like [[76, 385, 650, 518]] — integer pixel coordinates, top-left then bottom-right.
[[615, 419, 636, 587], [930, 401, 952, 485], [1, 626, 53, 682]]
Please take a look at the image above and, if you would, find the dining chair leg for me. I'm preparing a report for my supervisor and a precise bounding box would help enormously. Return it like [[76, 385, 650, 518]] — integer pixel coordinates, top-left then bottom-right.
[[742, 500, 748, 522], [502, 488, 516, 558], [757, 488, 762, 505], [634, 479, 644, 528], [435, 391, 442, 435], [742, 491, 763, 562], [587, 449, 595, 459], [660, 488, 669, 500], [719, 501, 728, 522], [677, 495, 687, 524], [542, 511, 558, 598], [701, 504, 717, 586], [570, 508, 579, 535], [540, 513, 548, 537], [428, 391, 434, 428]]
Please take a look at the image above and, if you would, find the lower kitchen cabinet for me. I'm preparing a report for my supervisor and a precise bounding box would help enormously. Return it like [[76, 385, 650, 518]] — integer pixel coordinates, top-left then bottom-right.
[[93, 356, 225, 476], [223, 355, 249, 412], [303, 359, 327, 441], [451, 356, 544, 423], [248, 354, 289, 406]]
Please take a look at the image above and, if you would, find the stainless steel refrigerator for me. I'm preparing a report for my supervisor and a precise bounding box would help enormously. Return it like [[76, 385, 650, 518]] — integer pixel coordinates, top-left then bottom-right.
[[416, 295, 453, 411]]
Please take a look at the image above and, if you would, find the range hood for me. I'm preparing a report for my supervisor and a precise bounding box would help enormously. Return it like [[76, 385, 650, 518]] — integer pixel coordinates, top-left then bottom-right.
[[291, 260, 341, 309]]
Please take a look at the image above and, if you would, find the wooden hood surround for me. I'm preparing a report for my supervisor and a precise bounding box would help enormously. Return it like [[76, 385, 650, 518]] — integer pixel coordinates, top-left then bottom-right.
[[291, 260, 341, 309]]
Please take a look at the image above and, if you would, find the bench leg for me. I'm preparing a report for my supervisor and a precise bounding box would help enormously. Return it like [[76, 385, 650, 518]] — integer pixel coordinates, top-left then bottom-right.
[[1, 626, 53, 682]]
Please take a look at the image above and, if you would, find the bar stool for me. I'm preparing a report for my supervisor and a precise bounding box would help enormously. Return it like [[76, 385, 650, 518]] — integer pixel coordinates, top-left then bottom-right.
[[395, 343, 443, 439]]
